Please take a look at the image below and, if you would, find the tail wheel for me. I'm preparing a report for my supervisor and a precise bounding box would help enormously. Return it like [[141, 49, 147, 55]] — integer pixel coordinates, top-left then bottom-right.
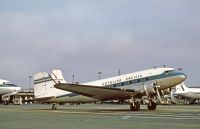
[[130, 101, 140, 111], [147, 101, 157, 110], [4, 100, 9, 105]]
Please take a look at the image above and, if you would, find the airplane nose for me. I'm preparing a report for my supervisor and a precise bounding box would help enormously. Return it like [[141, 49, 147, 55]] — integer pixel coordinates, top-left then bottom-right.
[[177, 73, 187, 82]]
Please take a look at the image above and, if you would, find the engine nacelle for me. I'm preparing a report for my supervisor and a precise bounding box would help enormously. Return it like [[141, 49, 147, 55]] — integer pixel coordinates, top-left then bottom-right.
[[146, 87, 156, 96], [141, 83, 171, 97], [161, 88, 171, 95]]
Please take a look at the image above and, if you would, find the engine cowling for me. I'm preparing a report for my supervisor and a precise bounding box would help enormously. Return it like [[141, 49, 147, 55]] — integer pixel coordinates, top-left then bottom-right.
[[162, 88, 171, 95]]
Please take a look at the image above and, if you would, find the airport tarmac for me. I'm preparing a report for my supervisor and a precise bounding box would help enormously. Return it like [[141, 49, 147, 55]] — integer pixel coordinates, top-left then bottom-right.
[[0, 104, 200, 129]]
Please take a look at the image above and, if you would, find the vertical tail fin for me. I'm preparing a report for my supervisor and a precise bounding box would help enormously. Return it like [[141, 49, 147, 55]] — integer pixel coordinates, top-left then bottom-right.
[[175, 82, 189, 92], [33, 70, 67, 98]]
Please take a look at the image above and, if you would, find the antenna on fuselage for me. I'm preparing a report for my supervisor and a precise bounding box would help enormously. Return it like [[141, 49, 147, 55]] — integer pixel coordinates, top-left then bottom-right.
[[159, 65, 166, 68], [177, 68, 182, 71], [98, 72, 101, 79], [152, 66, 157, 69], [118, 69, 121, 76]]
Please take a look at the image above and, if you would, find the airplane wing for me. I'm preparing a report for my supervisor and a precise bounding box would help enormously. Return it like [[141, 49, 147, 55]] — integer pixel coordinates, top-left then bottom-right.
[[54, 83, 141, 101]]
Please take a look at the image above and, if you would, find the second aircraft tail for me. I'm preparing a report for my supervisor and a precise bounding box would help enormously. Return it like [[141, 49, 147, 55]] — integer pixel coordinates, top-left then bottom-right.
[[33, 70, 67, 99]]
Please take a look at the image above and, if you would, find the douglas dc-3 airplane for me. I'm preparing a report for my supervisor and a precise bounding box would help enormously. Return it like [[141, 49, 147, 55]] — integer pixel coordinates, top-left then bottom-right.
[[0, 79, 21, 105], [32, 67, 186, 111]]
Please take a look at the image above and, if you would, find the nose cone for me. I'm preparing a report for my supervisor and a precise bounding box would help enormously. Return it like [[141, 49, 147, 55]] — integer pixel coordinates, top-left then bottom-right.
[[176, 73, 187, 84], [179, 73, 187, 81]]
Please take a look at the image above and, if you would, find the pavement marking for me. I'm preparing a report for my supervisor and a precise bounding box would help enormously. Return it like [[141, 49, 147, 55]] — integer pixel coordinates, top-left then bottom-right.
[[1, 104, 200, 121], [49, 109, 200, 120], [123, 116, 200, 120]]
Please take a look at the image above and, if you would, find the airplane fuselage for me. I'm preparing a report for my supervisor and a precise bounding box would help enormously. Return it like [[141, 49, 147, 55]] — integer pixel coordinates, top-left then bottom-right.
[[175, 88, 200, 99], [0, 80, 21, 96], [42, 67, 186, 103]]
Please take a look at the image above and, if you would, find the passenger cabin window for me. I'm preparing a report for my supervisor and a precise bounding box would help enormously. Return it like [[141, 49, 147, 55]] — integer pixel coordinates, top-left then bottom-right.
[[136, 79, 140, 83], [165, 71, 169, 74], [145, 77, 149, 81], [121, 82, 124, 86]]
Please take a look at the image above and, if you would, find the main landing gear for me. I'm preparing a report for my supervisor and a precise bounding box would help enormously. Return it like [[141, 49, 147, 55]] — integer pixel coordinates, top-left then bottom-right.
[[129, 101, 140, 111], [147, 101, 157, 110], [129, 98, 157, 111], [129, 98, 140, 111]]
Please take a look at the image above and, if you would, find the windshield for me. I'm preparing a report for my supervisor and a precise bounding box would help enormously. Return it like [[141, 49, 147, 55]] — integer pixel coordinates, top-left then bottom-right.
[[0, 83, 19, 87], [164, 70, 176, 74]]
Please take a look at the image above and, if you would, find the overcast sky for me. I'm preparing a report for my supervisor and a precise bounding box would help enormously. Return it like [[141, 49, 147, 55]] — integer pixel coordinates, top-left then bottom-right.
[[0, 0, 200, 88]]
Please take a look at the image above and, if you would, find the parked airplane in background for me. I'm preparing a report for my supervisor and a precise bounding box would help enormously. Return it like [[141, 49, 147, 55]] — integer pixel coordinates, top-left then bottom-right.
[[171, 82, 200, 104], [0, 79, 21, 105], [32, 67, 186, 111]]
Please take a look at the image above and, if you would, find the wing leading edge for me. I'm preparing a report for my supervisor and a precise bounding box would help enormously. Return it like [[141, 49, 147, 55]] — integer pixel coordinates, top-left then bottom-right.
[[54, 83, 141, 101]]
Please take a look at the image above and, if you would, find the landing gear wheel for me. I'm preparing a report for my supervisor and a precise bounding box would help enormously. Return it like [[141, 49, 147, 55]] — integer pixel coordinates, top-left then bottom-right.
[[52, 104, 57, 110], [147, 101, 157, 110], [130, 101, 140, 111], [4, 100, 8, 105]]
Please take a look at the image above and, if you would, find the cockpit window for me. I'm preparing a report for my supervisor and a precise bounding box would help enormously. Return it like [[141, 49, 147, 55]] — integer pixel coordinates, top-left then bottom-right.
[[6, 83, 18, 87], [164, 70, 175, 74], [165, 71, 169, 74], [0, 83, 18, 87]]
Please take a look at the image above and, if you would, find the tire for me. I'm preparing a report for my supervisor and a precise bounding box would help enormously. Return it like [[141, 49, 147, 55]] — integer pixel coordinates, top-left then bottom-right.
[[147, 101, 157, 110], [130, 101, 140, 111], [4, 100, 9, 105]]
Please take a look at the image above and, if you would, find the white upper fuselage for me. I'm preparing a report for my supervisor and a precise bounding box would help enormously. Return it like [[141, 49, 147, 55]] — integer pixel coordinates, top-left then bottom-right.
[[83, 67, 186, 91], [0, 79, 21, 95]]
